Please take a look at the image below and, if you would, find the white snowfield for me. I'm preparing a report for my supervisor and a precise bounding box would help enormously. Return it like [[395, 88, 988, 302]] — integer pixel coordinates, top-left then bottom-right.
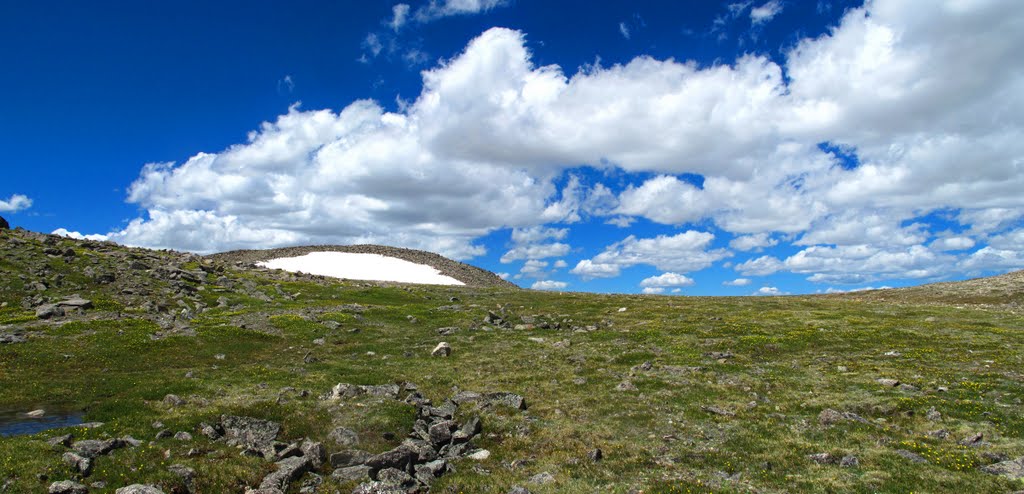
[[256, 251, 465, 286]]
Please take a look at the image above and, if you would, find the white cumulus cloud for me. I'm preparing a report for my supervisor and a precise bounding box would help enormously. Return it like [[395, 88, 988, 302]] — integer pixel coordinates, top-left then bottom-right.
[[0, 194, 32, 213], [639, 272, 695, 288], [88, 1, 1024, 288], [531, 280, 568, 290]]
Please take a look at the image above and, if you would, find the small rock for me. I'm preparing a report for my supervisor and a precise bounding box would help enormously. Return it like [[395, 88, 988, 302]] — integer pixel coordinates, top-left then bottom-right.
[[898, 383, 919, 392], [328, 427, 359, 447], [174, 431, 193, 441], [895, 449, 928, 464], [168, 464, 196, 492], [26, 409, 45, 418], [808, 453, 837, 464], [431, 342, 452, 357], [484, 392, 528, 410], [528, 472, 555, 484], [877, 378, 901, 387], [615, 381, 637, 392], [62, 452, 92, 476], [617, 307, 627, 312], [48, 481, 88, 494], [959, 432, 984, 447], [47, 434, 73, 448], [840, 455, 859, 467], [114, 485, 166, 494], [163, 394, 186, 406], [701, 405, 735, 417], [926, 406, 942, 422], [588, 448, 603, 462], [468, 449, 491, 461], [508, 487, 532, 494]]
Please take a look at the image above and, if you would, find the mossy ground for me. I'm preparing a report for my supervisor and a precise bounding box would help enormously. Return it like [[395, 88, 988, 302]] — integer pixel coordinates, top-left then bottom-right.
[[2, 241, 1023, 493]]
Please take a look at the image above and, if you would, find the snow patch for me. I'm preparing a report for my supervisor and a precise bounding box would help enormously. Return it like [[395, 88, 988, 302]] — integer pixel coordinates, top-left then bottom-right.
[[258, 251, 465, 285]]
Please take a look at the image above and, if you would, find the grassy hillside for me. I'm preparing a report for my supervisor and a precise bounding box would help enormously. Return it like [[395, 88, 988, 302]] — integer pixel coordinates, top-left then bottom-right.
[[2, 228, 1023, 493]]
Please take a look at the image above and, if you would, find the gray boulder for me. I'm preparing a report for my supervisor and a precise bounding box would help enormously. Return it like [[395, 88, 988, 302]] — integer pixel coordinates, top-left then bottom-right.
[[258, 456, 311, 491], [330, 449, 372, 468], [115, 485, 166, 494], [331, 465, 372, 482], [982, 456, 1024, 480], [48, 481, 88, 494], [62, 452, 93, 476], [72, 438, 125, 458]]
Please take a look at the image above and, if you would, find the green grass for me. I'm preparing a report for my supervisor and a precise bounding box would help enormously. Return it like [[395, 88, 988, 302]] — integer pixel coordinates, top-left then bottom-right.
[[2, 236, 1024, 492]]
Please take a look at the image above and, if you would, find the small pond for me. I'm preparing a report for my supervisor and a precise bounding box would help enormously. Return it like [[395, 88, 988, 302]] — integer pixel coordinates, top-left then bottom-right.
[[0, 409, 84, 437]]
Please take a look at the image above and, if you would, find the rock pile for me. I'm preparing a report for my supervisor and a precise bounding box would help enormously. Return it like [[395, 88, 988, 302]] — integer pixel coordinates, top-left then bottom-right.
[[325, 382, 527, 493]]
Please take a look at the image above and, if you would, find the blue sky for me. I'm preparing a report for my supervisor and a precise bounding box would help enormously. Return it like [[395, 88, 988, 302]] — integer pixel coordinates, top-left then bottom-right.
[[2, 0, 1023, 295]]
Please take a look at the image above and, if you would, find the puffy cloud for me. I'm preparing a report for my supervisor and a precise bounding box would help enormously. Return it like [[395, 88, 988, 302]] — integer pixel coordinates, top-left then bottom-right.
[[959, 246, 1024, 273], [501, 226, 571, 263], [931, 236, 976, 252], [787, 244, 955, 284], [0, 194, 32, 213], [755, 286, 786, 296], [735, 255, 784, 276], [797, 210, 927, 247], [553, 259, 568, 269], [729, 233, 777, 251], [572, 231, 731, 282], [750, 1, 782, 25], [641, 287, 664, 294], [103, 1, 1024, 287], [639, 272, 695, 288], [570, 259, 621, 280], [723, 278, 751, 286], [531, 280, 568, 290], [415, 0, 508, 22], [517, 259, 550, 279]]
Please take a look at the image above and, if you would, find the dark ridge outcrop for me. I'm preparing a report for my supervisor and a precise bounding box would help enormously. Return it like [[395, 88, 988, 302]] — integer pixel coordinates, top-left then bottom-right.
[[207, 244, 517, 289]]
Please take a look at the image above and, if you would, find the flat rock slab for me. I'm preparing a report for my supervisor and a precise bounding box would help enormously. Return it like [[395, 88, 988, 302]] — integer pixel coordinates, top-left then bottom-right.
[[982, 456, 1024, 480]]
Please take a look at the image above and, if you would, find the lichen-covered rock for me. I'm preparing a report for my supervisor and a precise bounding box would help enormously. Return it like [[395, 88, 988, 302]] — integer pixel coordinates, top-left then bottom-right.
[[48, 480, 88, 494]]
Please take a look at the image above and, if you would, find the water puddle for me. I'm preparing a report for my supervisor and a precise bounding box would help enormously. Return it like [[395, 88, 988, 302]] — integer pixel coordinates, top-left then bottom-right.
[[0, 409, 85, 437]]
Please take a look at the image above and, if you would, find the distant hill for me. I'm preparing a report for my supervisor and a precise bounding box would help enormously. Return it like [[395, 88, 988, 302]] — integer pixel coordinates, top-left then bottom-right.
[[832, 270, 1024, 311], [207, 244, 518, 289]]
